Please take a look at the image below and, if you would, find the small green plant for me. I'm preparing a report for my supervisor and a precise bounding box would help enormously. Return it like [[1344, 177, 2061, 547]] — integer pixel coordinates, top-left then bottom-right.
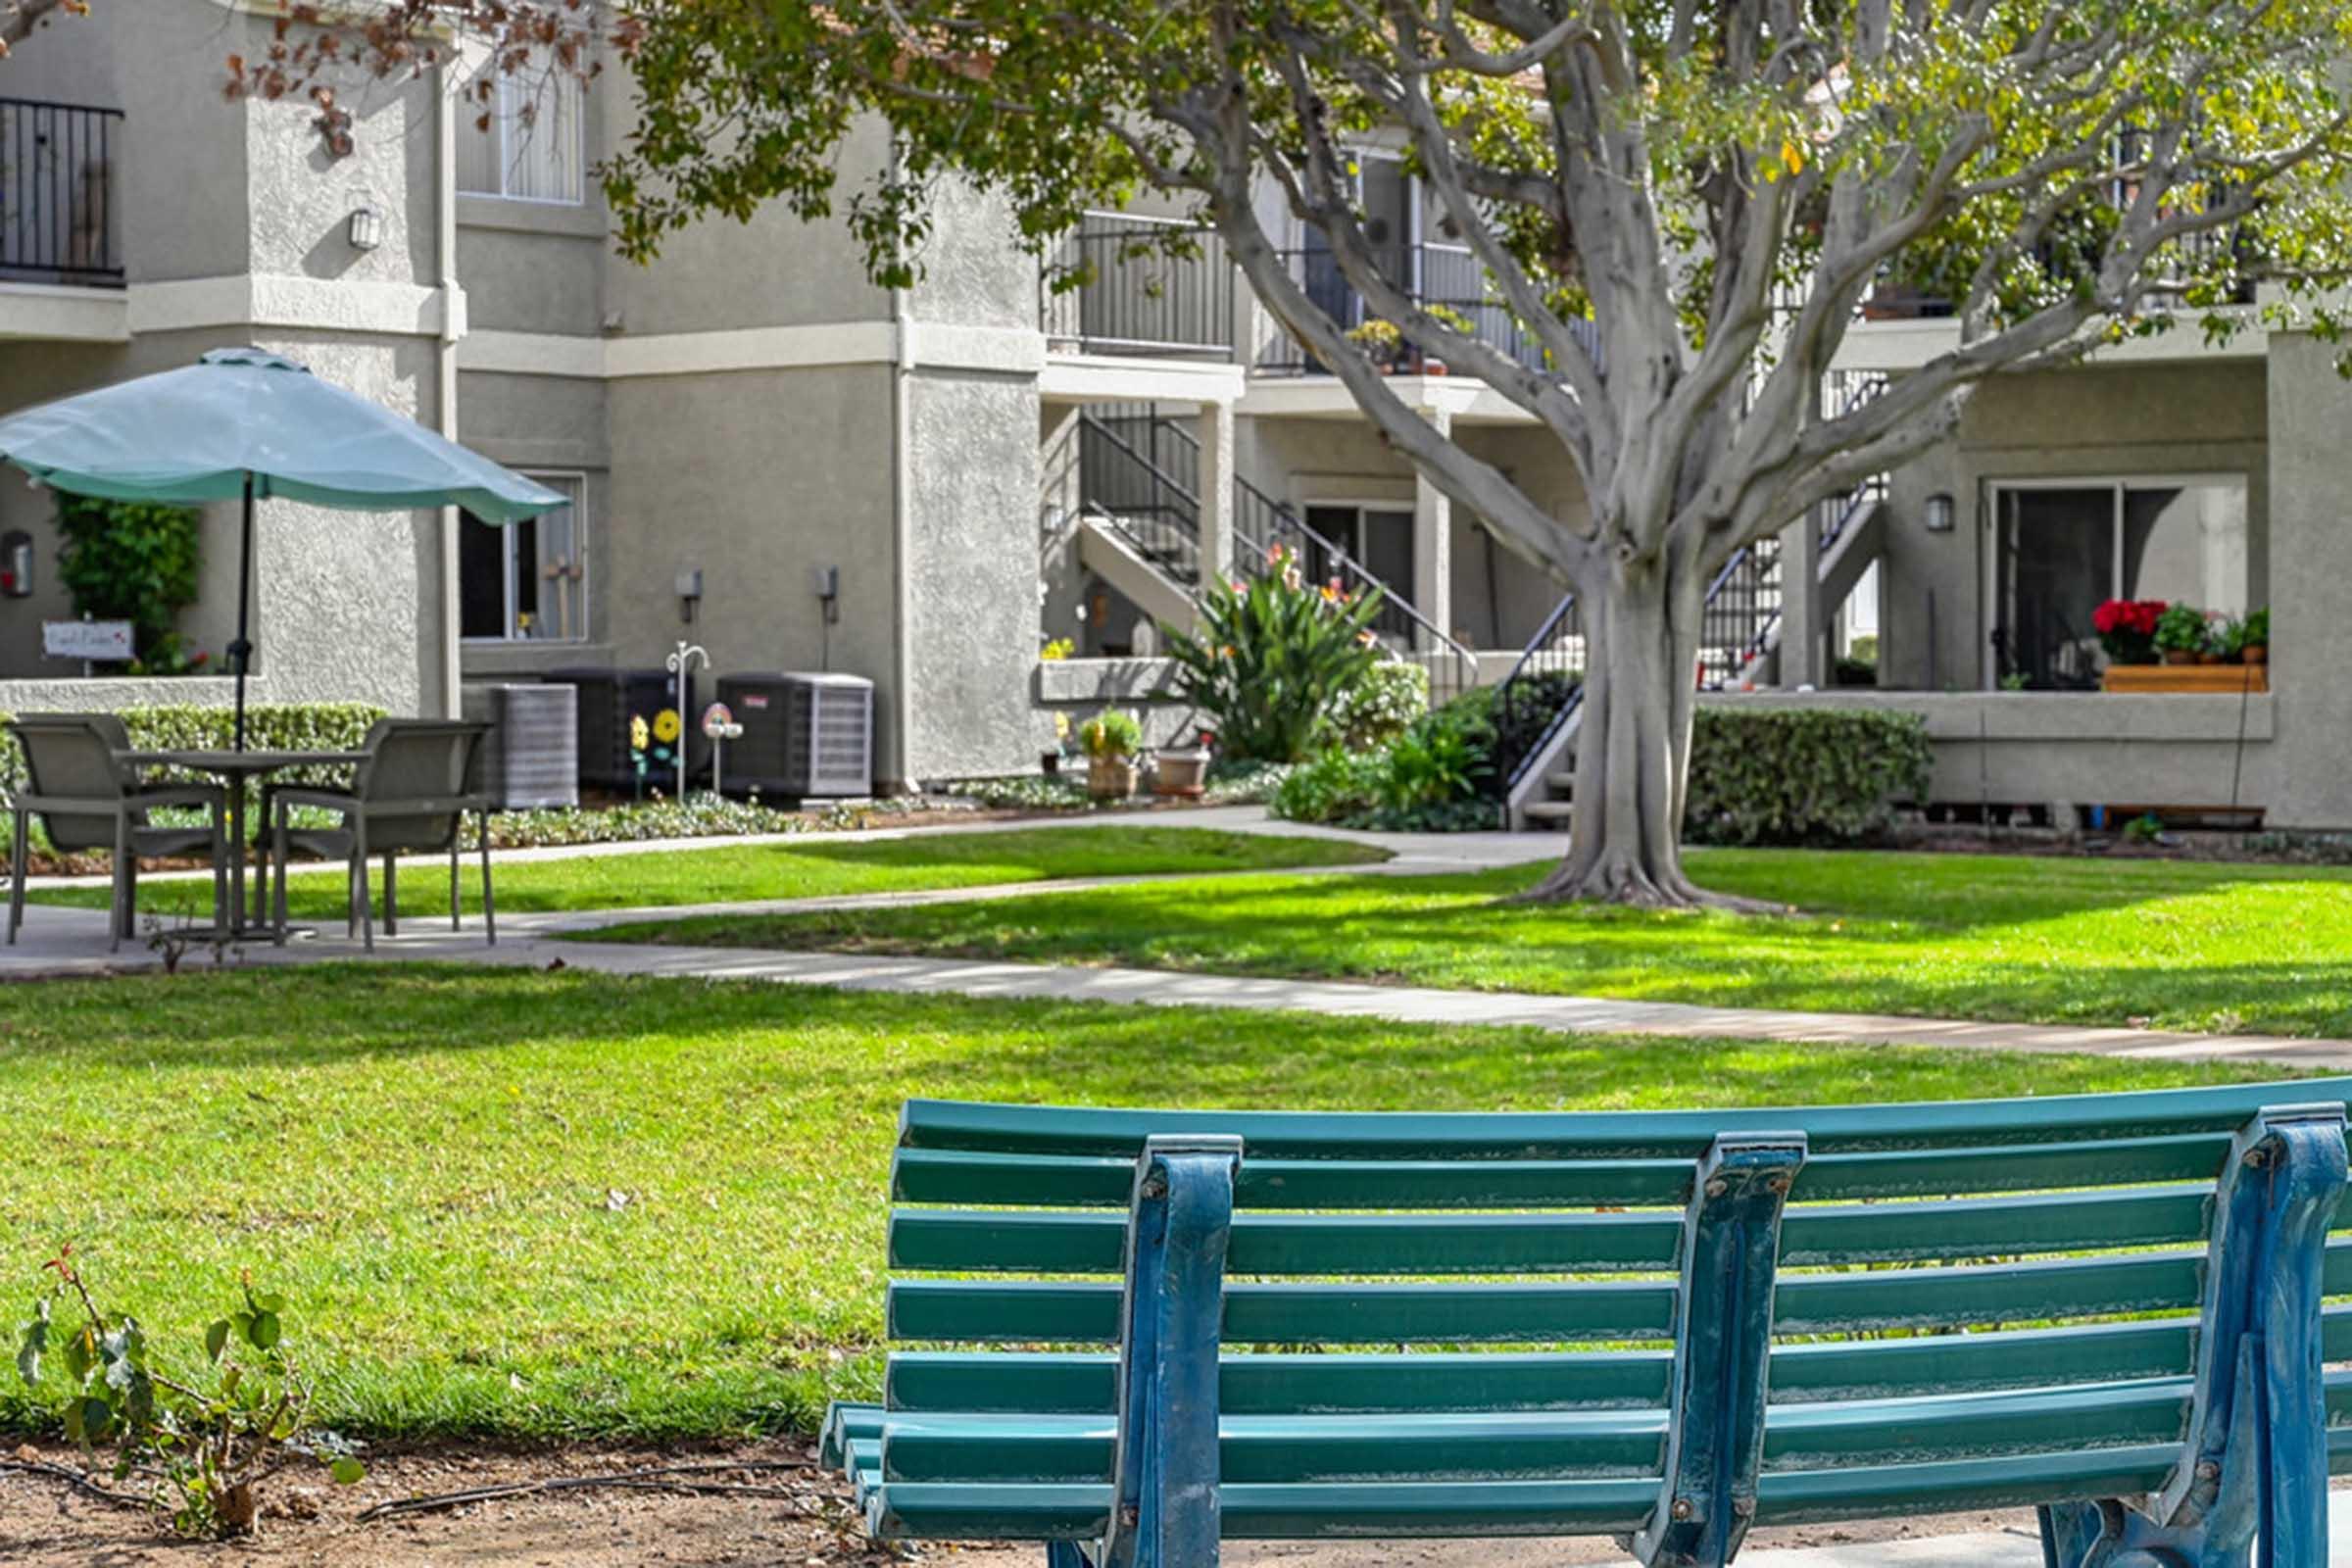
[[2241, 608, 2269, 648], [18, 1248, 364, 1538], [1344, 318, 1404, 366], [2000, 671, 2031, 691], [1161, 546, 1385, 763], [1078, 709, 1143, 760], [2152, 603, 2210, 655], [1328, 660, 1430, 751], [2123, 811, 2167, 844], [53, 495, 204, 668]]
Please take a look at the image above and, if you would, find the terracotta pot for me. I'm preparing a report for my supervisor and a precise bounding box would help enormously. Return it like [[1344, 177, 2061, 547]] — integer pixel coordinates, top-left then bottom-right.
[[2244, 644, 2269, 665], [1087, 755, 1137, 801], [1153, 748, 1210, 799], [2162, 648, 2198, 665], [2198, 651, 2223, 664], [1423, 359, 1449, 377]]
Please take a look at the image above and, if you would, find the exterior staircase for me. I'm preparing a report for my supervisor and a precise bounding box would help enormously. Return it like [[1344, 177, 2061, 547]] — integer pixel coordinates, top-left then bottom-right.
[[1496, 372, 1894, 830], [1042, 408, 1478, 700]]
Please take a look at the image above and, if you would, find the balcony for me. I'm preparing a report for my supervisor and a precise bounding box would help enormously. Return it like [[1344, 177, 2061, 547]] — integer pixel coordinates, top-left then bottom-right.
[[0, 97, 125, 288], [1041, 213, 1235, 361], [1255, 242, 1577, 377]]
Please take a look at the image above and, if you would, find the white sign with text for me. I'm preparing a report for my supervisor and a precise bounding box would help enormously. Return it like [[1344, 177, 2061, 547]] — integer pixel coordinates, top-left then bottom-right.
[[43, 619, 134, 662]]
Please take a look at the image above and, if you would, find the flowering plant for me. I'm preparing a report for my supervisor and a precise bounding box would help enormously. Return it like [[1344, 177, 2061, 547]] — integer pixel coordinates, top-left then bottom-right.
[[2091, 598, 2165, 664], [2152, 603, 2212, 656]]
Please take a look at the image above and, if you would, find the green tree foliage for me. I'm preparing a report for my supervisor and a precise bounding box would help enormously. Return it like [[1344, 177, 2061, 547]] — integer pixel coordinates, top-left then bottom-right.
[[53, 494, 202, 668]]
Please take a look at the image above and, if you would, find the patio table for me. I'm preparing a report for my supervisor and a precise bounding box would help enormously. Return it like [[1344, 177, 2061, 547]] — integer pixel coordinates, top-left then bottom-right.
[[124, 749, 368, 938]]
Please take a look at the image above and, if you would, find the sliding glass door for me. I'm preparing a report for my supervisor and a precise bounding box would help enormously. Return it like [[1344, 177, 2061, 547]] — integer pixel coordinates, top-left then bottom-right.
[[1984, 478, 2247, 688]]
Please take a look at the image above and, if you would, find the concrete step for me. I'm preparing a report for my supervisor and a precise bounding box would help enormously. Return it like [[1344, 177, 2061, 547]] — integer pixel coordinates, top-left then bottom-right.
[[1523, 799, 1574, 825], [1544, 771, 1575, 794]]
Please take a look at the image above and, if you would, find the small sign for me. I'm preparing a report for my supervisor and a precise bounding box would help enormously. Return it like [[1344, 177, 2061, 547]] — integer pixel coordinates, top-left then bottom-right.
[[702, 702, 739, 740], [740, 691, 771, 710], [43, 619, 133, 662]]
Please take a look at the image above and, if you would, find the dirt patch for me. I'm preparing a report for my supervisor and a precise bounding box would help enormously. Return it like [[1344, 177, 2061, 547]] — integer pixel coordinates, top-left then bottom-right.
[[3, 1439, 2042, 1566]]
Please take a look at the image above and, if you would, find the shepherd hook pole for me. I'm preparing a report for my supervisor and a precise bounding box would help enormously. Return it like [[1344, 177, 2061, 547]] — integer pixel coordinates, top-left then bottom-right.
[[667, 640, 710, 801]]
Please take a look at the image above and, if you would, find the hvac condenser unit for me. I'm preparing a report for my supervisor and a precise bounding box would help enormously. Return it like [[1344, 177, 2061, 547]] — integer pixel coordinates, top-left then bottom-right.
[[540, 666, 705, 792], [718, 672, 874, 798], [462, 682, 579, 809]]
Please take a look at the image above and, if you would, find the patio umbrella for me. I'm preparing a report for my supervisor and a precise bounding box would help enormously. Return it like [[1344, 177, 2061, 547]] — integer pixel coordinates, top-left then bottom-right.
[[0, 346, 566, 749]]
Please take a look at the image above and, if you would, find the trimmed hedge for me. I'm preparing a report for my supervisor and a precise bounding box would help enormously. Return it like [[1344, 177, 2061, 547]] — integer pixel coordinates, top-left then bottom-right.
[[1684, 707, 1932, 846], [0, 703, 387, 798]]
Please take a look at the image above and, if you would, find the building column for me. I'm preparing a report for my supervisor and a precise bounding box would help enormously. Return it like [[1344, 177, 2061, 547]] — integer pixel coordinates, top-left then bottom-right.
[[1195, 399, 1236, 593], [1777, 510, 1825, 688], [1412, 403, 1452, 643]]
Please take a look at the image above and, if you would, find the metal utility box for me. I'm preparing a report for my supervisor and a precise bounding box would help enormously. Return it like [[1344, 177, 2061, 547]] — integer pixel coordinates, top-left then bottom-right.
[[717, 672, 874, 798], [539, 666, 707, 793], [462, 683, 578, 809]]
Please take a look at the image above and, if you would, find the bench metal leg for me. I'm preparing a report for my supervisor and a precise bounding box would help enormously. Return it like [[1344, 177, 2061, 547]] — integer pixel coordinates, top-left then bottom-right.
[[1046, 1544, 1092, 1568], [1101, 1133, 1243, 1568], [1629, 1131, 1807, 1568], [2042, 1102, 2347, 1568]]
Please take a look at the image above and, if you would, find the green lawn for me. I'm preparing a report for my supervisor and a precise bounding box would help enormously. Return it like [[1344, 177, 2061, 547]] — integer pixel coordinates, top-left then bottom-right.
[[27, 824, 1387, 921], [584, 848, 2352, 1037], [0, 964, 2292, 1442]]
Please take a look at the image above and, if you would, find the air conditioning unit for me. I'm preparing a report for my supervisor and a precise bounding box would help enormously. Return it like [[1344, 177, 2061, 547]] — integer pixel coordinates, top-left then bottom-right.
[[540, 666, 707, 793], [718, 672, 874, 798], [462, 682, 578, 809]]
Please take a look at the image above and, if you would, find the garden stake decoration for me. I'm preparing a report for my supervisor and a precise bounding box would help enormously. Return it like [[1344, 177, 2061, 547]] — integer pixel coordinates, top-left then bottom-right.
[[667, 640, 709, 800]]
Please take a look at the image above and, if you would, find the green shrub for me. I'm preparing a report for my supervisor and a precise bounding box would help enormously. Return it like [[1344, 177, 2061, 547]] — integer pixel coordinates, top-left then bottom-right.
[[1270, 747, 1386, 825], [1161, 546, 1384, 762], [1683, 708, 1932, 846], [1077, 709, 1143, 760], [1328, 660, 1429, 751], [53, 495, 205, 669], [0, 702, 386, 799], [1272, 696, 1497, 833]]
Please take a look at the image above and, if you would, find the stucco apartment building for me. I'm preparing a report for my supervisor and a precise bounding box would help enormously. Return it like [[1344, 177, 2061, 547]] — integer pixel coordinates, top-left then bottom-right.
[[4, 1, 2352, 831]]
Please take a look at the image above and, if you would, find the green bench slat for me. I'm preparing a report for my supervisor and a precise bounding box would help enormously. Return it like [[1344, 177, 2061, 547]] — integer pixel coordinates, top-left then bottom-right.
[[1768, 1317, 2196, 1402], [887, 1349, 1674, 1415], [887, 1277, 1677, 1345], [1774, 1250, 2205, 1335], [1752, 1445, 2184, 1526], [877, 1409, 1669, 1485], [1764, 1376, 2192, 1469], [1778, 1186, 2215, 1265], [892, 1184, 2246, 1278], [893, 1134, 2271, 1209], [898, 1083, 2352, 1161], [889, 1208, 1686, 1275], [868, 1478, 1662, 1541]]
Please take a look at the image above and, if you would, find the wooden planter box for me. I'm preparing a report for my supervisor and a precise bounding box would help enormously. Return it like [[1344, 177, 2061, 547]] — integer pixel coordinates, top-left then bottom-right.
[[2101, 664, 2268, 694]]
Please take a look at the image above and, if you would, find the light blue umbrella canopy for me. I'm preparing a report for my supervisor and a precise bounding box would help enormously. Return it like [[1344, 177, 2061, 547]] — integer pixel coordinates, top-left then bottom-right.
[[0, 347, 568, 748], [0, 346, 565, 521]]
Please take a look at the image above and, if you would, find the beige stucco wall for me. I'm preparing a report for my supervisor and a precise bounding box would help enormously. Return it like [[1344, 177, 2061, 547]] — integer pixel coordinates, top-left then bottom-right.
[[1877, 362, 2270, 693], [2261, 333, 2352, 829]]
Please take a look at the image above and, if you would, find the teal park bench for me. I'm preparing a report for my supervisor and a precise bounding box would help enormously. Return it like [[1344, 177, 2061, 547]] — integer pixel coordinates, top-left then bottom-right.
[[821, 1084, 2352, 1567]]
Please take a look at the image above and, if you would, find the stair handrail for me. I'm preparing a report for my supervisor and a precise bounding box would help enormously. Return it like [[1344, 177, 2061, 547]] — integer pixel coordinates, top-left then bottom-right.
[[1494, 585, 1587, 794], [1075, 410, 1205, 569]]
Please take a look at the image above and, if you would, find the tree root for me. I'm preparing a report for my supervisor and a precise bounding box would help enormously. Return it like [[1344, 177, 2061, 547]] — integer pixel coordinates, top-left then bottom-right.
[[355, 1460, 822, 1523], [1507, 858, 1788, 914]]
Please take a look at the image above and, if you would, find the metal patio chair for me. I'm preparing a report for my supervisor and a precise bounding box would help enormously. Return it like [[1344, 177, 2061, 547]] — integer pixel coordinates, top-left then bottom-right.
[[269, 719, 495, 952], [5, 713, 228, 952]]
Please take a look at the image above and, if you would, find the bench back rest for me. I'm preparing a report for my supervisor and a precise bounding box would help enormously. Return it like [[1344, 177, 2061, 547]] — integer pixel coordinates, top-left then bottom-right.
[[879, 1083, 2352, 1539], [7, 712, 135, 851]]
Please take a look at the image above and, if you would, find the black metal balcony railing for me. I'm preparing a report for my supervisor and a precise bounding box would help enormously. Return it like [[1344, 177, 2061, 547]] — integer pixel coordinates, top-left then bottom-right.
[[1043, 213, 1235, 360], [0, 97, 123, 286], [1257, 242, 1596, 376]]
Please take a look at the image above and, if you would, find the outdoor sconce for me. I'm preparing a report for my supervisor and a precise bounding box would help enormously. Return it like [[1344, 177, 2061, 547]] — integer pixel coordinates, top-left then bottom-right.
[[676, 565, 704, 625], [1924, 491, 1957, 533], [347, 204, 383, 252]]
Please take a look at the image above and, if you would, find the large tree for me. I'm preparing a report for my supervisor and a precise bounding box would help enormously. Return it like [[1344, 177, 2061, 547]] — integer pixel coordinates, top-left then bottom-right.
[[40, 1, 2352, 904]]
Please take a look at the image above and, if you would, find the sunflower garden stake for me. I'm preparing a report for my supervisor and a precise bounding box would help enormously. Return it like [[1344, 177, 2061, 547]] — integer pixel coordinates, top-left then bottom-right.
[[666, 641, 709, 800]]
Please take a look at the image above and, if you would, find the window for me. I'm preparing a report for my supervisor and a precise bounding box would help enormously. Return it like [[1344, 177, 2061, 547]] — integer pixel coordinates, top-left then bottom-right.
[[461, 473, 587, 642], [1304, 504, 1414, 600], [1985, 478, 2248, 688], [455, 69, 584, 203]]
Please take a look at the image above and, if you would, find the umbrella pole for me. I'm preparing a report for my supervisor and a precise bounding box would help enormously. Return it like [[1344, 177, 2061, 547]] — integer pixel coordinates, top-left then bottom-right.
[[232, 472, 255, 753]]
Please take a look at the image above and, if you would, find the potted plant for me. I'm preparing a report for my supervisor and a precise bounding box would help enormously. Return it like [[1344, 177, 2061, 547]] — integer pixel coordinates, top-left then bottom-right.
[[1345, 318, 1405, 372], [2092, 598, 2165, 666], [2239, 607, 2269, 665], [2152, 603, 2208, 665], [1079, 710, 1143, 800], [1154, 727, 1213, 799]]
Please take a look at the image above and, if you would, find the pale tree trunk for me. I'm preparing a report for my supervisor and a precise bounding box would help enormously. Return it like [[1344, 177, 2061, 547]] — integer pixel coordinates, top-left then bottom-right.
[[1519, 548, 1748, 908]]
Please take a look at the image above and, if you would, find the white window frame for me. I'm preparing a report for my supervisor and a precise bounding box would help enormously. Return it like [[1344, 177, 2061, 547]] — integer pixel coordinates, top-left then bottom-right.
[[461, 469, 590, 645], [463, 70, 586, 205]]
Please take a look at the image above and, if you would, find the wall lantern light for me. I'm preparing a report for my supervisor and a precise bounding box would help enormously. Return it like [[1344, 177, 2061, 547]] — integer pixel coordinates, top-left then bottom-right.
[[1924, 491, 1957, 533], [347, 204, 383, 252]]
